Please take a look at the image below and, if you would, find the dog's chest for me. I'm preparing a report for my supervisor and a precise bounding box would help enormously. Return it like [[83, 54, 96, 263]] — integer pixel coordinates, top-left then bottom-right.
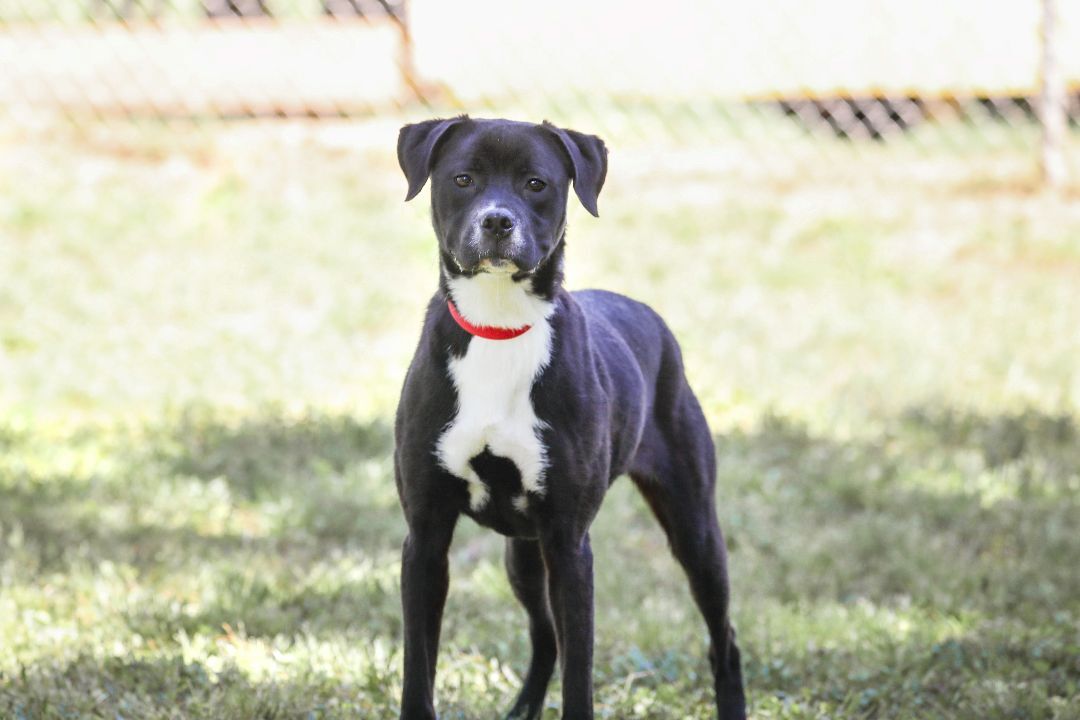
[[436, 321, 552, 511]]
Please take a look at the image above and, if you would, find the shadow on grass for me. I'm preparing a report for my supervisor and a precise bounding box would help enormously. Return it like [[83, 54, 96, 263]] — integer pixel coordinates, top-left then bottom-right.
[[2, 404, 1079, 717], [2, 403, 1080, 716], [706, 406, 1080, 618], [0, 409, 402, 570], [736, 613, 1080, 718], [0, 653, 395, 720], [0, 479, 271, 569], [151, 407, 405, 548], [156, 408, 394, 501], [2, 617, 1076, 720]]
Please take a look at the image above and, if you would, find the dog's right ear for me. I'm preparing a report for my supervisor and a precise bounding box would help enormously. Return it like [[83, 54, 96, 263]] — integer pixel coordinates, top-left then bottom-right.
[[397, 116, 467, 202]]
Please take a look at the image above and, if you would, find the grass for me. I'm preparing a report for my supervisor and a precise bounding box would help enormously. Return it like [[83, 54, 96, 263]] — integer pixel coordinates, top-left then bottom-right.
[[1, 112, 1079, 718]]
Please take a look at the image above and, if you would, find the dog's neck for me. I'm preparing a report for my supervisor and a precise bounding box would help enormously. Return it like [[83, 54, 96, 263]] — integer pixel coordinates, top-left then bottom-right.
[[439, 240, 565, 330]]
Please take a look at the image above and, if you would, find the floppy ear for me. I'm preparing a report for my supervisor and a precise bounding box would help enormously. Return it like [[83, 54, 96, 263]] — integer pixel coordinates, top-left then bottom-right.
[[542, 122, 608, 217], [397, 116, 467, 201]]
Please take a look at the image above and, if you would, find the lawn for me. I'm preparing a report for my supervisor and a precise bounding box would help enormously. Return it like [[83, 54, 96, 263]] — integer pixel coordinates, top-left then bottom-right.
[[1, 112, 1079, 718]]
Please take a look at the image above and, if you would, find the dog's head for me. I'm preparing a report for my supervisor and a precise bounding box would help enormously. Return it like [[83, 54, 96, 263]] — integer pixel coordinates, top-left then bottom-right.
[[397, 116, 607, 278]]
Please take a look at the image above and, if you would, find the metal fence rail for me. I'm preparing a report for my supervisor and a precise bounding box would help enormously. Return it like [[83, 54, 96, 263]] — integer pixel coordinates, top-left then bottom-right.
[[0, 0, 412, 119], [1, 0, 1078, 181]]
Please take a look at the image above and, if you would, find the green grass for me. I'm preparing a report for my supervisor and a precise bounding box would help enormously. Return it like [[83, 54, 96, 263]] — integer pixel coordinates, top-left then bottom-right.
[[1, 114, 1079, 718]]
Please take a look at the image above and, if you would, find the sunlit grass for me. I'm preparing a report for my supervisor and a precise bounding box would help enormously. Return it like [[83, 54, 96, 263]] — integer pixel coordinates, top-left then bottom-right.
[[1, 116, 1079, 717]]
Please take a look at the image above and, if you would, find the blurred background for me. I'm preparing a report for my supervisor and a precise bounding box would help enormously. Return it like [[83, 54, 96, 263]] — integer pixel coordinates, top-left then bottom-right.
[[1, 1, 1079, 718]]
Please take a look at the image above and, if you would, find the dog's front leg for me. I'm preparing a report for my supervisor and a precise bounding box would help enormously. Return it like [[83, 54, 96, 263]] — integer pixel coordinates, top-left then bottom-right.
[[399, 511, 457, 720], [540, 530, 595, 719]]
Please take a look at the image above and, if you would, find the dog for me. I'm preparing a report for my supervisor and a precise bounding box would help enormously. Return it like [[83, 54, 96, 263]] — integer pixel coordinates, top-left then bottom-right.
[[393, 116, 746, 720]]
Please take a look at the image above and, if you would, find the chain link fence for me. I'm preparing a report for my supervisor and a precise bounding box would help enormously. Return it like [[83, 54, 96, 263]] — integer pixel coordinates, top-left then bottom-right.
[[1, 0, 1078, 180]]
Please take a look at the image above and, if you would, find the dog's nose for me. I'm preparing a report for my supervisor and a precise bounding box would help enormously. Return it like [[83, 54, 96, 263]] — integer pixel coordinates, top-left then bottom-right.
[[480, 211, 514, 241]]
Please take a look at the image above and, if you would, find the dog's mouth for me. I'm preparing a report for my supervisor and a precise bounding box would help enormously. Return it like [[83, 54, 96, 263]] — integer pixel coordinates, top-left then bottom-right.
[[450, 255, 535, 280], [477, 258, 518, 274]]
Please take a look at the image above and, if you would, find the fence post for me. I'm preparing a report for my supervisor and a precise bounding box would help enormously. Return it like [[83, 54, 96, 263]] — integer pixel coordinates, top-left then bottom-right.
[[397, 0, 422, 102], [1039, 0, 1067, 187]]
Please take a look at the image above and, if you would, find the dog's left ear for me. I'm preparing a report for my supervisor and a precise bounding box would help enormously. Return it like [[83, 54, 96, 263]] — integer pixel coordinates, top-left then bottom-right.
[[397, 116, 467, 201], [543, 122, 608, 217]]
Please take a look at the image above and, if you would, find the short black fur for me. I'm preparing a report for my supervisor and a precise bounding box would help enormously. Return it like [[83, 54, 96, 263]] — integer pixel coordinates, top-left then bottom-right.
[[394, 117, 746, 720]]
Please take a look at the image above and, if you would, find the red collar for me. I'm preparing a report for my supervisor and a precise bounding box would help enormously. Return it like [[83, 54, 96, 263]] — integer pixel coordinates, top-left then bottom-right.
[[447, 299, 532, 340]]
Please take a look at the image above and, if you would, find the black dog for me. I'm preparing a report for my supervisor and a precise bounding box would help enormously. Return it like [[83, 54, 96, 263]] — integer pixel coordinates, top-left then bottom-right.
[[394, 116, 745, 720]]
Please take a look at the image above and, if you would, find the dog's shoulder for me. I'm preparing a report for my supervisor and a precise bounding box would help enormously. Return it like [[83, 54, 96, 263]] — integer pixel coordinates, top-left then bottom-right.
[[572, 288, 659, 320], [570, 288, 675, 352], [395, 292, 462, 433]]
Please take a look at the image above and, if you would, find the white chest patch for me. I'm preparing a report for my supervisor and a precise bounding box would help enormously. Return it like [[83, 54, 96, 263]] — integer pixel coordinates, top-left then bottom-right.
[[436, 273, 554, 511]]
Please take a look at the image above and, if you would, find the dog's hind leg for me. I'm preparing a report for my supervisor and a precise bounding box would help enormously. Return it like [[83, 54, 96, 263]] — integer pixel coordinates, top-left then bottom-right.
[[503, 537, 558, 720], [630, 407, 747, 720]]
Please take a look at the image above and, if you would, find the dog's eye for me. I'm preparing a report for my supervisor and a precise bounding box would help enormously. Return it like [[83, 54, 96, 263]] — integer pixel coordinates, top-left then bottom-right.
[[454, 174, 473, 188], [526, 178, 546, 192]]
